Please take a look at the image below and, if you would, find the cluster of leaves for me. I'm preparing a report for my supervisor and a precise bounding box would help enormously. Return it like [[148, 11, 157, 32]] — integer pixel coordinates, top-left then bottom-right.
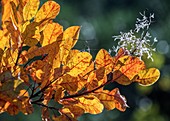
[[0, 0, 160, 121]]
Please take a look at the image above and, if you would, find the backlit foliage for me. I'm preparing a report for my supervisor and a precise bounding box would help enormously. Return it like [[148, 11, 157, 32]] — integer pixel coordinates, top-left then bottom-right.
[[0, 0, 160, 121]]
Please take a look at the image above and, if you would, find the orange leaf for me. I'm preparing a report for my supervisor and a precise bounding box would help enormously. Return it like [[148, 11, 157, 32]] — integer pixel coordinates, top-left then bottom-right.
[[60, 26, 80, 64], [23, 0, 40, 21], [42, 22, 63, 47], [59, 74, 86, 94], [113, 55, 145, 85], [134, 68, 160, 86], [65, 52, 92, 77], [94, 88, 128, 111], [60, 106, 84, 118], [86, 67, 107, 91], [95, 49, 114, 74], [35, 1, 60, 22], [113, 48, 128, 67], [74, 95, 104, 114], [52, 115, 77, 121], [21, 22, 40, 46]]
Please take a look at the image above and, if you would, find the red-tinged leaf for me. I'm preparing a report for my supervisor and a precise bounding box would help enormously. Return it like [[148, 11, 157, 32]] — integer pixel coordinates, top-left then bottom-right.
[[35, 1, 60, 22], [86, 67, 107, 91], [134, 68, 160, 86], [34, 1, 60, 31], [52, 115, 77, 121], [94, 88, 128, 111], [95, 49, 114, 74], [41, 22, 63, 47], [43, 87, 54, 105], [54, 86, 64, 102], [73, 95, 104, 114], [59, 26, 80, 64], [10, 1, 23, 26], [28, 60, 52, 85], [113, 48, 129, 67], [113, 55, 145, 85], [22, 41, 59, 63], [59, 74, 86, 94], [23, 0, 40, 21], [22, 22, 40, 46], [60, 106, 84, 118], [65, 52, 92, 77]]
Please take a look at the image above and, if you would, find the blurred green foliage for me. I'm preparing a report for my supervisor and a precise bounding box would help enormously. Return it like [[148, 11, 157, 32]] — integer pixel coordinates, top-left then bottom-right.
[[0, 0, 170, 121]]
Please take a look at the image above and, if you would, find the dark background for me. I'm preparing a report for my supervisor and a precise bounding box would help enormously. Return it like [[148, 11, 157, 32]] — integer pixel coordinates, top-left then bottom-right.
[[0, 0, 170, 121]]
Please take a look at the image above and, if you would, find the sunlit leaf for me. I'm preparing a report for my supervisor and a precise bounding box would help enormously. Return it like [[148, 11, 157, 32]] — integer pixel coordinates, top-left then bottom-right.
[[22, 22, 40, 46], [86, 67, 106, 91], [23, 0, 40, 21], [75, 95, 104, 114], [60, 26, 80, 64], [52, 115, 77, 121], [95, 49, 113, 74], [65, 52, 92, 77], [59, 74, 86, 94], [134, 68, 160, 86], [42, 22, 63, 46], [113, 55, 145, 85], [60, 106, 84, 118], [94, 88, 128, 111]]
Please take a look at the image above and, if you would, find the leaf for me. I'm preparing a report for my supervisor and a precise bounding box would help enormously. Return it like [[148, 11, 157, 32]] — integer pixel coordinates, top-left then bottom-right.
[[35, 1, 60, 22], [95, 49, 113, 74], [28, 60, 52, 84], [94, 88, 128, 111], [54, 86, 64, 102], [0, 30, 8, 48], [42, 22, 63, 47], [60, 106, 84, 118], [23, 0, 40, 21], [52, 115, 77, 121], [60, 26, 80, 64], [65, 52, 92, 77], [113, 48, 128, 67], [59, 74, 86, 94], [21, 22, 40, 46], [113, 55, 145, 85], [23, 41, 59, 62], [86, 67, 107, 91], [134, 68, 160, 86], [74, 95, 104, 114]]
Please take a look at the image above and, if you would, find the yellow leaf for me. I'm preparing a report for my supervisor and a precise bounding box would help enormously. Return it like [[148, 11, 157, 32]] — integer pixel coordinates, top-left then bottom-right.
[[113, 55, 145, 85], [23, 41, 59, 61], [86, 67, 106, 91], [23, 0, 40, 21], [134, 68, 160, 86], [42, 22, 63, 46], [94, 88, 128, 111], [60, 26, 80, 64], [22, 22, 40, 46], [61, 106, 84, 118], [74, 95, 104, 114], [65, 52, 92, 77], [52, 115, 77, 121], [95, 49, 113, 74], [35, 1, 60, 22], [0, 30, 8, 50], [60, 74, 86, 94]]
